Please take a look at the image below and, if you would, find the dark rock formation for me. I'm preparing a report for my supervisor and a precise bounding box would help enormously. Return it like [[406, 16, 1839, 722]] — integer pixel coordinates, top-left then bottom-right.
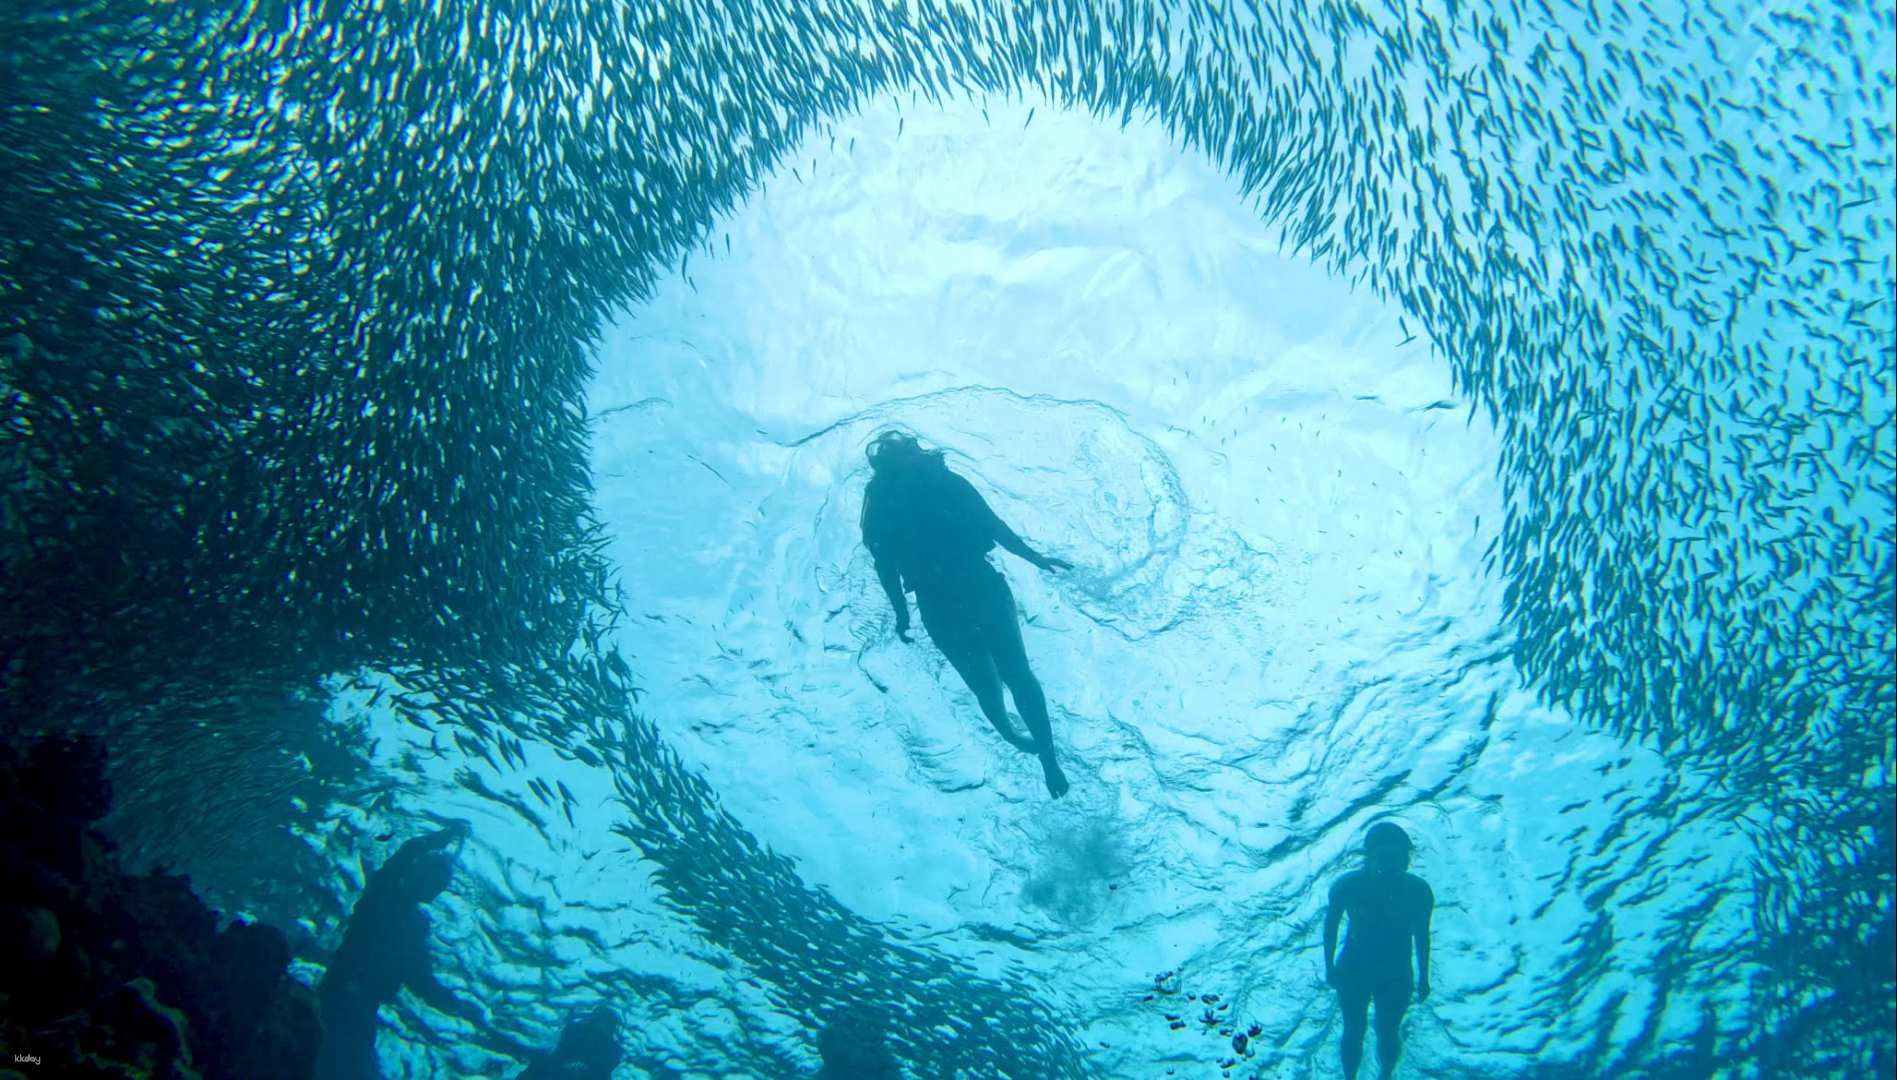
[[0, 733, 319, 1079]]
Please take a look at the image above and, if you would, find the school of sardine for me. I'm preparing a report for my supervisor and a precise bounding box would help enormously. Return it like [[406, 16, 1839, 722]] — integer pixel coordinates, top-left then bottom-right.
[[1, 0, 1888, 1073]]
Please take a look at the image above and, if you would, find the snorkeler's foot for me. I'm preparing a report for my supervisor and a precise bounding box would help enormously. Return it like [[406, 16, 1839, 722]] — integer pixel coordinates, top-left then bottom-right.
[[995, 720, 1038, 753], [994, 717, 1039, 747], [1041, 756, 1070, 799]]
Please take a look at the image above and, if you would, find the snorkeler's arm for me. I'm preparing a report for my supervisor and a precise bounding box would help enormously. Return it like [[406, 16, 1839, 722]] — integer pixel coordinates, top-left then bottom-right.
[[875, 557, 911, 638], [385, 822, 466, 872], [414, 821, 469, 854], [1323, 877, 1346, 984], [375, 833, 442, 886], [990, 517, 1046, 566], [962, 478, 1070, 571], [1414, 879, 1434, 1000], [862, 489, 911, 638]]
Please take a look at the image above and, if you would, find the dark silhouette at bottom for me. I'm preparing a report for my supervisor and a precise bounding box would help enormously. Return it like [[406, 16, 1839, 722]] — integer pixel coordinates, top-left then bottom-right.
[[516, 1004, 622, 1080], [1324, 823, 1434, 1080], [814, 1009, 903, 1079], [859, 430, 1074, 798], [315, 822, 483, 1080]]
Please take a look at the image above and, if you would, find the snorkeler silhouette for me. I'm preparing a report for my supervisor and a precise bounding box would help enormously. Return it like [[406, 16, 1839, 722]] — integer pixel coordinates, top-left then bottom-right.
[[813, 1008, 904, 1079], [315, 822, 485, 1080], [1323, 823, 1434, 1080], [859, 430, 1072, 798], [516, 1004, 622, 1080]]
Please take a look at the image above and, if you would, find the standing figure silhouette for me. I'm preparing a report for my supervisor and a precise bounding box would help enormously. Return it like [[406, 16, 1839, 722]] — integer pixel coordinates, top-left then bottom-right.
[[316, 822, 484, 1080], [859, 430, 1072, 798], [516, 1004, 621, 1080], [1323, 823, 1434, 1080]]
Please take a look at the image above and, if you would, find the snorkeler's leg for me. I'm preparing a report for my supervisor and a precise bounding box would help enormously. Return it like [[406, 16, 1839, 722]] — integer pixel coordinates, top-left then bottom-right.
[[314, 999, 383, 1080], [1371, 980, 1409, 1080], [947, 647, 1036, 751], [920, 595, 1035, 751], [1337, 982, 1370, 1080], [984, 576, 1068, 797]]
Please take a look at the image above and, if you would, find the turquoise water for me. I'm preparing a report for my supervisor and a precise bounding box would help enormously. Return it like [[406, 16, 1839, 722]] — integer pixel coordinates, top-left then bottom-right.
[[3, 0, 1890, 1076]]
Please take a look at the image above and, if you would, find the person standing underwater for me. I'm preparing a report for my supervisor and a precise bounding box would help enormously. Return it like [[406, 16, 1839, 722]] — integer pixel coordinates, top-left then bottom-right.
[[1323, 823, 1434, 1080], [316, 822, 485, 1080], [859, 430, 1073, 798]]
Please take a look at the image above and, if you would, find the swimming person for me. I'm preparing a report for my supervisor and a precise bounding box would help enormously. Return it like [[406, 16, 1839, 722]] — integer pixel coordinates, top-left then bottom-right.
[[813, 1008, 904, 1079], [859, 430, 1072, 798], [316, 822, 485, 1080], [515, 1004, 622, 1080], [1323, 823, 1434, 1080]]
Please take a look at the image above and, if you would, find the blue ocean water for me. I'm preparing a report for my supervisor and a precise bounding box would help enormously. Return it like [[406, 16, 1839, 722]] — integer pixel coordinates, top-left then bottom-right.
[[8, 0, 1890, 1076], [575, 99, 1764, 1077]]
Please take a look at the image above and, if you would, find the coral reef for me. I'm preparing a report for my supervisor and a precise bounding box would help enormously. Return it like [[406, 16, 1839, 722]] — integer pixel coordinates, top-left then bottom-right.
[[0, 733, 319, 1079]]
